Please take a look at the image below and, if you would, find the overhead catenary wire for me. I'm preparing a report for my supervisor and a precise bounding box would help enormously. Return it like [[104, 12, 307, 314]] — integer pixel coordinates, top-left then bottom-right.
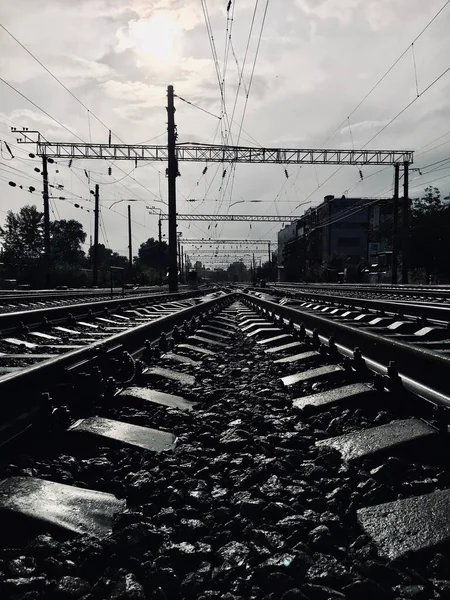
[[320, 0, 450, 147]]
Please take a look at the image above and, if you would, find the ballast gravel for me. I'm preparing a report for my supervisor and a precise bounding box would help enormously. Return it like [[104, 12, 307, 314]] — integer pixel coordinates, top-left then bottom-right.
[[1, 309, 450, 600]]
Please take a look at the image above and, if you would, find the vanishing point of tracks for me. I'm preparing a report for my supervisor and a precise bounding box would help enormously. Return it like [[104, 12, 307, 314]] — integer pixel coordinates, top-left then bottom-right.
[[0, 287, 450, 599]]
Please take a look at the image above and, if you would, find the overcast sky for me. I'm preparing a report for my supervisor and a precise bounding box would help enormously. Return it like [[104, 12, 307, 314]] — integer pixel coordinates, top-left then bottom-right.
[[1, 0, 450, 267]]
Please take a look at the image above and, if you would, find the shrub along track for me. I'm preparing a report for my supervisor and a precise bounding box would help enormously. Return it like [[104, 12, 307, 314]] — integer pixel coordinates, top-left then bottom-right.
[[1, 297, 450, 599]]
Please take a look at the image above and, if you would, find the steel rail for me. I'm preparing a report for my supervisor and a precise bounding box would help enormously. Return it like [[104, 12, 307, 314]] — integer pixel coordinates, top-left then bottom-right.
[[242, 292, 450, 405], [270, 283, 450, 301], [265, 286, 450, 323], [0, 287, 172, 305], [0, 290, 204, 334]]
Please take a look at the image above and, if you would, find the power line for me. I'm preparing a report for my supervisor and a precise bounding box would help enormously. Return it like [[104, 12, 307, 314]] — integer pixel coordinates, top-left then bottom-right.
[[362, 64, 450, 148], [174, 95, 221, 120], [321, 0, 450, 147], [1, 77, 85, 142], [0, 22, 121, 142]]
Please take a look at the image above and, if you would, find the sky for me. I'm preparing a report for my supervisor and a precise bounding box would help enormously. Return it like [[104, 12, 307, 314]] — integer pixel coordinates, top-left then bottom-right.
[[1, 0, 450, 268]]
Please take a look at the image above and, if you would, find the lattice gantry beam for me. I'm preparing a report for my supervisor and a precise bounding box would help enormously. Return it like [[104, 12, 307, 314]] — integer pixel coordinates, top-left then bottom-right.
[[16, 132, 413, 165], [181, 239, 274, 244], [155, 214, 296, 222]]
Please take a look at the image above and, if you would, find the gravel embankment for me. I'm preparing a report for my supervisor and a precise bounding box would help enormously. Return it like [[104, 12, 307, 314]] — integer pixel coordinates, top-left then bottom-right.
[[1, 307, 450, 599]]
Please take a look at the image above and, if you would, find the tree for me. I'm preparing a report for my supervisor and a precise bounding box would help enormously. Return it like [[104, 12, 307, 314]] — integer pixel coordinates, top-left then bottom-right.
[[138, 237, 169, 271], [0, 205, 44, 263], [88, 244, 128, 269], [0, 205, 45, 284], [51, 219, 86, 265], [227, 261, 249, 282], [409, 186, 450, 282]]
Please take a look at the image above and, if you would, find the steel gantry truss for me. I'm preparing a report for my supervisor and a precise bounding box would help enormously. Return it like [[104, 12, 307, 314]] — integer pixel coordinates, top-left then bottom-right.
[[14, 85, 414, 291], [153, 213, 297, 222], [188, 250, 268, 254], [181, 239, 275, 244], [17, 133, 413, 165]]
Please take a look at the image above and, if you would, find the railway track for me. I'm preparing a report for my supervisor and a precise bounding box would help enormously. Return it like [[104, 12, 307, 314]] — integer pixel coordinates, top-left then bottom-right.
[[264, 283, 450, 325], [270, 282, 450, 304], [0, 286, 192, 315], [0, 290, 450, 599]]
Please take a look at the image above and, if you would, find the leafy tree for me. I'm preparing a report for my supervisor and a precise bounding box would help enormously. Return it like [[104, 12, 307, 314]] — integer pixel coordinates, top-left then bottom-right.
[[0, 205, 44, 263], [255, 254, 278, 281], [409, 186, 450, 282], [0, 205, 45, 284], [133, 259, 160, 285], [138, 237, 169, 271], [51, 219, 86, 265], [88, 244, 128, 269]]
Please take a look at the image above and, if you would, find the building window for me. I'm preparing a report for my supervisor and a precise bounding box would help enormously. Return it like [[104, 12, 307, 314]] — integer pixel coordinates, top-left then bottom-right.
[[338, 237, 360, 247]]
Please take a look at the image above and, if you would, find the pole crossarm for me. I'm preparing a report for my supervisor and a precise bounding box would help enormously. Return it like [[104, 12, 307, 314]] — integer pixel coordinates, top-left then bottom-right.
[[182, 239, 275, 244], [157, 214, 298, 222], [16, 132, 413, 165]]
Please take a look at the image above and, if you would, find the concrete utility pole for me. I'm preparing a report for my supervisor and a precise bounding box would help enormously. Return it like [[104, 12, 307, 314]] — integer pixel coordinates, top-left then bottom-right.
[[158, 218, 163, 286], [128, 204, 132, 280], [42, 156, 51, 288], [268, 242, 271, 281], [402, 161, 409, 284], [167, 85, 178, 292], [391, 163, 400, 284], [93, 184, 99, 286], [178, 236, 182, 283]]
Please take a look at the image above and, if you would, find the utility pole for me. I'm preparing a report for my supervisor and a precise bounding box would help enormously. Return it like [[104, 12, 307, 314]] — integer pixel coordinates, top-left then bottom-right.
[[268, 242, 271, 281], [167, 85, 178, 292], [402, 161, 409, 284], [93, 184, 99, 286], [42, 156, 51, 288], [391, 163, 400, 284], [158, 218, 163, 286], [128, 204, 132, 281], [178, 237, 181, 283], [181, 246, 184, 284]]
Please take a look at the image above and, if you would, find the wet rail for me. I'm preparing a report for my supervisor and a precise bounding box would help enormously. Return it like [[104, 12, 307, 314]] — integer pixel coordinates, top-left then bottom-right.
[[0, 291, 450, 599], [263, 283, 450, 324]]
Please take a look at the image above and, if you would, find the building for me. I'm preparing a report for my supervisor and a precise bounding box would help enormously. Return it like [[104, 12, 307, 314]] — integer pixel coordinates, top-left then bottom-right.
[[277, 195, 393, 281]]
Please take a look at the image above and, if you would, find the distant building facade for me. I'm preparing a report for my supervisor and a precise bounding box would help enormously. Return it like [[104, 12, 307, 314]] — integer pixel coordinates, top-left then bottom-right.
[[277, 195, 392, 281]]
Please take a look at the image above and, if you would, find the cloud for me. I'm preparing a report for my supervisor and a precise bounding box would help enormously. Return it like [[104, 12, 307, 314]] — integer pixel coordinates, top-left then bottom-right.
[[295, 0, 362, 24]]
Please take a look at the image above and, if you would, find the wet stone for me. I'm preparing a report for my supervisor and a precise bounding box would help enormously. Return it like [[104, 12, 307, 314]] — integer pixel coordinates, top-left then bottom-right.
[[111, 573, 145, 599], [56, 575, 90, 598]]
